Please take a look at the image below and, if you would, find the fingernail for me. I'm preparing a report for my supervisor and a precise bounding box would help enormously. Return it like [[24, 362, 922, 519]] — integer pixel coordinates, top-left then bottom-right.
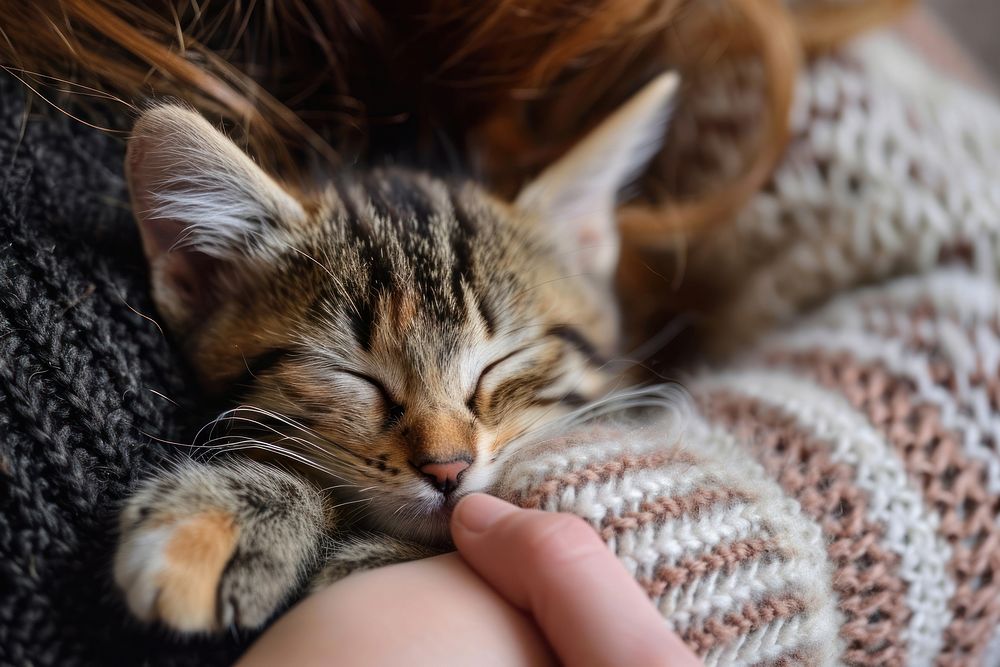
[[453, 493, 517, 533]]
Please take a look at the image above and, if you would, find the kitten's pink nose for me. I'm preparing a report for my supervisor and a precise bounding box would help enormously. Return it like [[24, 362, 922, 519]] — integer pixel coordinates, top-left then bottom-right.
[[418, 459, 471, 495]]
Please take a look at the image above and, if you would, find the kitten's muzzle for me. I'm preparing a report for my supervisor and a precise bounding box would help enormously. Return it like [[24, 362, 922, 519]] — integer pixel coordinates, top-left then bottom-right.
[[415, 457, 471, 496]]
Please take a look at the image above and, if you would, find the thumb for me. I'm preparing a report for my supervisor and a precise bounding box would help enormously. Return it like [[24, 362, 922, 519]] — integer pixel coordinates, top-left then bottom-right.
[[451, 493, 701, 667]]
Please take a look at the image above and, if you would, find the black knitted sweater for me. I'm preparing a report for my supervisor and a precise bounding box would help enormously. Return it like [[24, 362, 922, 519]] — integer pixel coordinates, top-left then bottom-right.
[[0, 76, 251, 665]]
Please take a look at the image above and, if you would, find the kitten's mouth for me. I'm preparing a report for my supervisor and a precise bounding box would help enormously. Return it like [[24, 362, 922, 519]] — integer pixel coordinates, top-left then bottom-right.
[[369, 496, 457, 544], [364, 474, 485, 543], [404, 489, 470, 537], [421, 490, 467, 517], [443, 490, 469, 510]]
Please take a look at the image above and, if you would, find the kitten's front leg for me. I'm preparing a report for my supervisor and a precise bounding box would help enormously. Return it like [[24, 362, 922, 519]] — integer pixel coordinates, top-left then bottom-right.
[[311, 533, 446, 590], [113, 459, 327, 634]]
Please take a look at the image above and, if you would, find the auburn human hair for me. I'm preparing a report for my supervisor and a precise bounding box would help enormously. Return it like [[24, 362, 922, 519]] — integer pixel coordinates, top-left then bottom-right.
[[0, 0, 911, 240]]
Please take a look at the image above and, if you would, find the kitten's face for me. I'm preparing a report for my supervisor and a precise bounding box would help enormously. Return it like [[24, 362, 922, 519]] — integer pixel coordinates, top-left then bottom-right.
[[185, 172, 618, 541], [127, 74, 677, 542]]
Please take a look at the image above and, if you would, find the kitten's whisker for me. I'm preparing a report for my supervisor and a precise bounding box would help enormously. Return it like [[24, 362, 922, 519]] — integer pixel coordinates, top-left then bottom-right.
[[137, 430, 194, 447], [220, 405, 369, 463], [208, 421, 340, 465], [330, 497, 375, 511], [509, 383, 687, 453], [233, 404, 339, 446], [192, 409, 241, 447], [195, 421, 363, 480], [218, 415, 332, 453], [567, 384, 680, 417], [502, 357, 628, 447], [318, 482, 365, 493], [194, 439, 349, 480], [146, 388, 180, 406], [609, 314, 695, 370]]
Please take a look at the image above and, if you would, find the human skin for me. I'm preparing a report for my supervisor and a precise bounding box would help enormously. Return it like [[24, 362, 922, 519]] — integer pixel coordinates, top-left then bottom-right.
[[238, 494, 701, 667]]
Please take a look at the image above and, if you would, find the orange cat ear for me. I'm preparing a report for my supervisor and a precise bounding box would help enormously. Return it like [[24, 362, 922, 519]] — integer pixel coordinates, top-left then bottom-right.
[[516, 72, 678, 282], [125, 105, 305, 333]]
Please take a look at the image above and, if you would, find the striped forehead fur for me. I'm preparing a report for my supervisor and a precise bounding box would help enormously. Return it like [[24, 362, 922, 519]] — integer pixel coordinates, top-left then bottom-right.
[[299, 168, 548, 353]]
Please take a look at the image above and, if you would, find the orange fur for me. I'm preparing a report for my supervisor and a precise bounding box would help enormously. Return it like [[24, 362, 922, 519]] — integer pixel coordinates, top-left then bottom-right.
[[406, 412, 477, 464], [155, 511, 239, 633]]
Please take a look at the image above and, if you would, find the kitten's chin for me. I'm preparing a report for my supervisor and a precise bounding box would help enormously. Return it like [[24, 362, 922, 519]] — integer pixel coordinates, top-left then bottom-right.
[[363, 468, 496, 545], [370, 504, 454, 545], [363, 492, 468, 546]]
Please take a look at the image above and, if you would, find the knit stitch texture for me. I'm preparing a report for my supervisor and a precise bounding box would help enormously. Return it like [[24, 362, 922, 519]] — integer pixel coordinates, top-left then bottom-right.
[[0, 81, 246, 665]]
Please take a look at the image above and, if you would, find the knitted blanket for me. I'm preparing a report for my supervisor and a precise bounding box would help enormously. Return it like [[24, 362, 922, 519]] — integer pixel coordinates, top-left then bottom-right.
[[3, 33, 1000, 667], [562, 37, 1000, 665], [0, 82, 244, 663]]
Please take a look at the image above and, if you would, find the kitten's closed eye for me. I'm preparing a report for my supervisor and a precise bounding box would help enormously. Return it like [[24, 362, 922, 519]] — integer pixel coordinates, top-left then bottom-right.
[[466, 344, 541, 416], [335, 368, 406, 428], [468, 326, 607, 417]]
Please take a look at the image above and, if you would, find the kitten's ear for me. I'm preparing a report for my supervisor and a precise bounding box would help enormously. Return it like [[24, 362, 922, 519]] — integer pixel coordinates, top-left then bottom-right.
[[516, 72, 679, 281], [126, 105, 305, 332]]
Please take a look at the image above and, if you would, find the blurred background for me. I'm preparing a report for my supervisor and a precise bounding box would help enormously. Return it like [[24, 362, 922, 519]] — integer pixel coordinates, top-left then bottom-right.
[[924, 0, 999, 87]]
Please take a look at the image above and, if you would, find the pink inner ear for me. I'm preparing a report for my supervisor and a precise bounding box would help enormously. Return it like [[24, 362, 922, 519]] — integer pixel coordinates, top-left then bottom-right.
[[160, 248, 222, 316], [139, 216, 189, 262], [126, 135, 225, 327], [127, 137, 181, 265]]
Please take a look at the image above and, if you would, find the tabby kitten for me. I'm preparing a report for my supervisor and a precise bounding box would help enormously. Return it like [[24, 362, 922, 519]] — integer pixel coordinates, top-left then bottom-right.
[[113, 73, 678, 633]]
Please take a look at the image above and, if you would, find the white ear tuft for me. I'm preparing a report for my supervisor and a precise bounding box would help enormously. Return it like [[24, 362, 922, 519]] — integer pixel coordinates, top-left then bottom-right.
[[126, 105, 305, 332], [127, 105, 304, 262], [516, 72, 679, 281]]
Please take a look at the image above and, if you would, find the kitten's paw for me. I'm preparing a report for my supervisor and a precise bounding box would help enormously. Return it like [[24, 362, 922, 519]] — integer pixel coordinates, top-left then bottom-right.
[[113, 463, 324, 634], [114, 508, 240, 633]]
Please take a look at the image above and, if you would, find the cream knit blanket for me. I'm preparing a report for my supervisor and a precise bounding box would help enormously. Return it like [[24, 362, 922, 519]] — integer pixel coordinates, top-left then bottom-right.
[[494, 36, 1000, 666]]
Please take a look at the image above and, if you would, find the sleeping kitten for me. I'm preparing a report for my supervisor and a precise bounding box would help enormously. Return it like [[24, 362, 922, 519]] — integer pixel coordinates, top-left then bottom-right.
[[113, 73, 679, 633]]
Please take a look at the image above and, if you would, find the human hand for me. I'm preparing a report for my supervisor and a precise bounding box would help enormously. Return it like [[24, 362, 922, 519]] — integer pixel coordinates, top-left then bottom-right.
[[238, 495, 701, 666], [452, 493, 701, 667]]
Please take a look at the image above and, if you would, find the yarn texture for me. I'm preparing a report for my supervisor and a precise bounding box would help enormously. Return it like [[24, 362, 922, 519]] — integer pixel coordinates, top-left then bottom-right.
[[2, 33, 1000, 667], [0, 79, 245, 664], [506, 36, 1000, 666]]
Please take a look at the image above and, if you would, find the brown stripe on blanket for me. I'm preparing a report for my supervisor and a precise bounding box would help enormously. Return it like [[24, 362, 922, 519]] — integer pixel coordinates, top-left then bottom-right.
[[517, 448, 696, 510], [598, 487, 750, 541], [681, 593, 808, 655], [638, 537, 783, 597], [750, 651, 809, 667], [767, 349, 1000, 666], [855, 299, 1000, 415], [699, 389, 910, 667]]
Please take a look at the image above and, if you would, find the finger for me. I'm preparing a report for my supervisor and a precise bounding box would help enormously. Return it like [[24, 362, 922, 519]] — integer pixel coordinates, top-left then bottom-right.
[[451, 493, 701, 667]]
